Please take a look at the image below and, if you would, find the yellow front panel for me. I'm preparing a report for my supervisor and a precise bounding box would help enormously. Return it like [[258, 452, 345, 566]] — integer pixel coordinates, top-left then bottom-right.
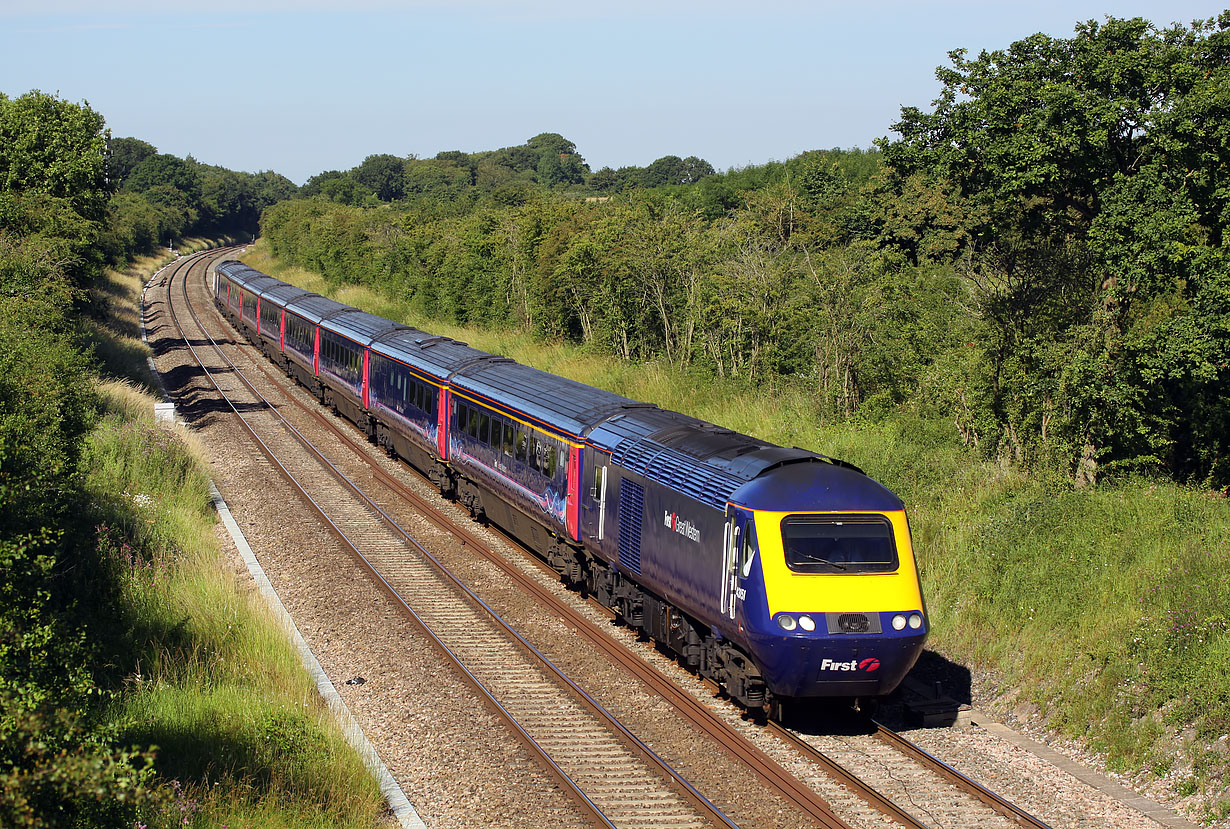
[[755, 509, 924, 615]]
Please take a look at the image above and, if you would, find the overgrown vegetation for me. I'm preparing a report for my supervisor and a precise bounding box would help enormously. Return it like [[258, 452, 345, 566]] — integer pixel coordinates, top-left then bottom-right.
[[245, 12, 1230, 822], [262, 14, 1230, 494], [247, 242, 1230, 821], [1, 91, 386, 826]]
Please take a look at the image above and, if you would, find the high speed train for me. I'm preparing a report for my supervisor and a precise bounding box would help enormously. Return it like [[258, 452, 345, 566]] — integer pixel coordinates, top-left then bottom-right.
[[213, 259, 928, 714]]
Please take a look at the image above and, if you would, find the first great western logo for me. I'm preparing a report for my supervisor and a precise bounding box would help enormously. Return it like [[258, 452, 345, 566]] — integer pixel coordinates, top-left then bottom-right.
[[664, 510, 701, 543]]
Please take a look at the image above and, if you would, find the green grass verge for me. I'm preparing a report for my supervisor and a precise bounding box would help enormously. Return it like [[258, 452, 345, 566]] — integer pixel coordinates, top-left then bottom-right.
[[244, 242, 1230, 822], [84, 250, 391, 828]]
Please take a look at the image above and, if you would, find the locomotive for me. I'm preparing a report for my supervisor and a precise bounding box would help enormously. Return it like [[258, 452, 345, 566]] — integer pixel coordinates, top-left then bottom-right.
[[212, 259, 928, 713]]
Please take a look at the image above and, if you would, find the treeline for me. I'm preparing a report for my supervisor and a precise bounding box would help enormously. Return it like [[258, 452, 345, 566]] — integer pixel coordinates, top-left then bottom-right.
[[0, 90, 297, 824], [261, 13, 1230, 490], [1, 90, 156, 824], [300, 131, 721, 211], [102, 136, 296, 262]]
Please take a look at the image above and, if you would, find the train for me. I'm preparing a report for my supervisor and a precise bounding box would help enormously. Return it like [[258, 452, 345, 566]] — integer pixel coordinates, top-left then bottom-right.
[[212, 259, 928, 715]]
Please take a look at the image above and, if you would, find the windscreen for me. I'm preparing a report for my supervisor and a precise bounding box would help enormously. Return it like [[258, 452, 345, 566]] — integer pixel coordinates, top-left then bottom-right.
[[781, 514, 898, 573]]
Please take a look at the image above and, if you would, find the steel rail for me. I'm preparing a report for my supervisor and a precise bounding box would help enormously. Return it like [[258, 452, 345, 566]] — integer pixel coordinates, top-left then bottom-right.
[[871, 722, 1053, 829]]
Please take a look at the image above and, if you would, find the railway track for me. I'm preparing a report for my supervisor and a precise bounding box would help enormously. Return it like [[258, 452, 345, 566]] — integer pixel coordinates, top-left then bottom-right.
[[158, 251, 740, 829], [150, 249, 1058, 829]]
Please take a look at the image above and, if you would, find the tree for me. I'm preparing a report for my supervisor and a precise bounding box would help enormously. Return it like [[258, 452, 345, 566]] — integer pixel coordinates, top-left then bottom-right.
[[0, 91, 109, 225], [527, 133, 577, 156], [121, 153, 200, 198], [434, 150, 477, 185], [106, 137, 156, 187], [587, 167, 620, 192], [353, 154, 406, 201], [879, 12, 1230, 485], [250, 170, 299, 208]]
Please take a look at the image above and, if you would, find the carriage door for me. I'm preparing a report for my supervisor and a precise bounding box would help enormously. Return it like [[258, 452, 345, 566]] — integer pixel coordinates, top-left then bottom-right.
[[722, 506, 756, 620], [595, 465, 608, 541], [721, 507, 740, 619]]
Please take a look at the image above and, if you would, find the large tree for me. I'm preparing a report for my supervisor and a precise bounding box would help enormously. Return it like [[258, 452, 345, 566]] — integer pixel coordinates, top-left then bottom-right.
[[879, 13, 1230, 485], [353, 153, 406, 201]]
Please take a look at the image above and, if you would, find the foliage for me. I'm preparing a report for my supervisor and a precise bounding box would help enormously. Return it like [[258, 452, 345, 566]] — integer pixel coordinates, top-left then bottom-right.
[[0, 129, 155, 821], [878, 13, 1230, 486], [0, 91, 109, 226], [99, 135, 297, 260]]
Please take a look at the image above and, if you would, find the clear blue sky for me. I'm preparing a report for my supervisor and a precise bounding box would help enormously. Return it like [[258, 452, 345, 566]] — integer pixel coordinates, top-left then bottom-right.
[[2, 1, 1224, 185]]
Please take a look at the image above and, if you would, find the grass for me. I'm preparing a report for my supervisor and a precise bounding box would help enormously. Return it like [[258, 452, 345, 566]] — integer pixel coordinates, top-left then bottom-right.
[[84, 251, 391, 827], [244, 240, 1230, 822]]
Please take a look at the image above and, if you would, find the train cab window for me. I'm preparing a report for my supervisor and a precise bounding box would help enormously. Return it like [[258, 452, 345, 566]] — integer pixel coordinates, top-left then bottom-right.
[[781, 515, 898, 574], [740, 522, 758, 576]]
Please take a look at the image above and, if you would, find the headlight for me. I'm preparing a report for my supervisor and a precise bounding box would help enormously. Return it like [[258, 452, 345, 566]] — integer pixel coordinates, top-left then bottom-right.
[[908, 614, 923, 630], [891, 614, 907, 631], [776, 614, 797, 631], [797, 615, 816, 632]]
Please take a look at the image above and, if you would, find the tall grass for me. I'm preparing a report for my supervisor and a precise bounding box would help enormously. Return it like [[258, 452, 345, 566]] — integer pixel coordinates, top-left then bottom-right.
[[244, 241, 1230, 820], [86, 337, 388, 823]]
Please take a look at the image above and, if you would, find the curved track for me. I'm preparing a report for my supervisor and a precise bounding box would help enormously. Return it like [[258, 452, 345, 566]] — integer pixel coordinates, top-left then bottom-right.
[[160, 251, 742, 829]]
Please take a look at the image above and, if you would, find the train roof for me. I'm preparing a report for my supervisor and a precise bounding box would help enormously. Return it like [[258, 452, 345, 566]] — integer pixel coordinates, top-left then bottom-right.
[[450, 359, 649, 441], [255, 283, 314, 306], [216, 260, 266, 285], [283, 293, 353, 324], [730, 460, 902, 512], [215, 262, 882, 511], [588, 407, 826, 510], [234, 275, 284, 297], [370, 329, 498, 384], [320, 308, 407, 345]]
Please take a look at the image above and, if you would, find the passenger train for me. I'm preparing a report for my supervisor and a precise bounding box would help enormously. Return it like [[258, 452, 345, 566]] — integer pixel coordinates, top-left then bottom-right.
[[212, 259, 928, 714]]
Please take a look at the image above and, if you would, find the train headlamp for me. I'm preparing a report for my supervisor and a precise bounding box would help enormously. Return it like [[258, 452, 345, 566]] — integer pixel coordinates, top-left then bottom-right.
[[908, 614, 923, 630], [797, 615, 816, 632], [891, 614, 908, 631], [776, 614, 797, 631]]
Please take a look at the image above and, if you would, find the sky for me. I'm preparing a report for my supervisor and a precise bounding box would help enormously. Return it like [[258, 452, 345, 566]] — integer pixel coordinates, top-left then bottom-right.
[[1, 1, 1225, 185]]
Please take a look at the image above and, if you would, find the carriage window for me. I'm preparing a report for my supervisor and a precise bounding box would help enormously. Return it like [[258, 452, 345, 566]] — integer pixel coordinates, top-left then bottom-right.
[[502, 422, 515, 456], [781, 515, 898, 574], [515, 430, 528, 462], [740, 522, 757, 576], [542, 442, 557, 479], [477, 413, 490, 446]]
